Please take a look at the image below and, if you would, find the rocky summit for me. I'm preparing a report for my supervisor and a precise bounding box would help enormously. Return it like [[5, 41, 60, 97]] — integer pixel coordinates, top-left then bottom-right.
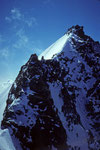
[[1, 25, 100, 150]]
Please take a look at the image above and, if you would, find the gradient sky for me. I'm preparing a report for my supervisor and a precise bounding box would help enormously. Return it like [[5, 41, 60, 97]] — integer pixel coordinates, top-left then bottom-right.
[[0, 0, 100, 83]]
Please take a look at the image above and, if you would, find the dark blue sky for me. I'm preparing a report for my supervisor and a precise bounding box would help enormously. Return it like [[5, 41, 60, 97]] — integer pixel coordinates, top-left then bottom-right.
[[0, 0, 100, 83]]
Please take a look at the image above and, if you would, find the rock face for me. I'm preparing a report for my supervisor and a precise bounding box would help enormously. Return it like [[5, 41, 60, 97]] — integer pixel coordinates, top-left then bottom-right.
[[1, 25, 100, 150]]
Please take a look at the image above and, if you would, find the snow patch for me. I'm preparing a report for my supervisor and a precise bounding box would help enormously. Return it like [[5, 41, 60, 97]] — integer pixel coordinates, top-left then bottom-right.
[[38, 33, 71, 60], [0, 85, 12, 127], [0, 128, 15, 150]]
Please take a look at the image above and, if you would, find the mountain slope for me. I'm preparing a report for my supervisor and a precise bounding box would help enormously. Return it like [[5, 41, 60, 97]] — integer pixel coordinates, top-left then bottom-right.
[[0, 83, 12, 126], [0, 82, 15, 150], [1, 25, 100, 150]]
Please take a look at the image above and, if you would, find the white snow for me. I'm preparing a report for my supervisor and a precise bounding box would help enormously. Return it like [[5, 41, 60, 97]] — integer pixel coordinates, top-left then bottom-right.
[[0, 84, 12, 127], [38, 33, 71, 60], [0, 129, 16, 150], [0, 82, 16, 150], [13, 82, 17, 89]]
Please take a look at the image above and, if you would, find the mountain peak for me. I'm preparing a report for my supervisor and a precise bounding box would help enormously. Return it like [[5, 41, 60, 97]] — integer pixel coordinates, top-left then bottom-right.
[[66, 25, 86, 39], [1, 25, 100, 150], [67, 25, 84, 33], [38, 25, 86, 60], [39, 25, 98, 60]]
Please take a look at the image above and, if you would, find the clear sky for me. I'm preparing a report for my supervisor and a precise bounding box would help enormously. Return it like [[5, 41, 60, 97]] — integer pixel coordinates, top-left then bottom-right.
[[0, 0, 100, 83]]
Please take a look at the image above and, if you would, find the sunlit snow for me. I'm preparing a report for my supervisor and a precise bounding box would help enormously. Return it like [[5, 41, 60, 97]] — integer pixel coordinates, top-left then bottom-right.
[[38, 33, 71, 60], [0, 82, 15, 150]]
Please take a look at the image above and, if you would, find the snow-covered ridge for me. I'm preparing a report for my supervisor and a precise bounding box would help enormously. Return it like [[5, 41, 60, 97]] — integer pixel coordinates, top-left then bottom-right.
[[38, 33, 72, 60], [38, 25, 92, 60]]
